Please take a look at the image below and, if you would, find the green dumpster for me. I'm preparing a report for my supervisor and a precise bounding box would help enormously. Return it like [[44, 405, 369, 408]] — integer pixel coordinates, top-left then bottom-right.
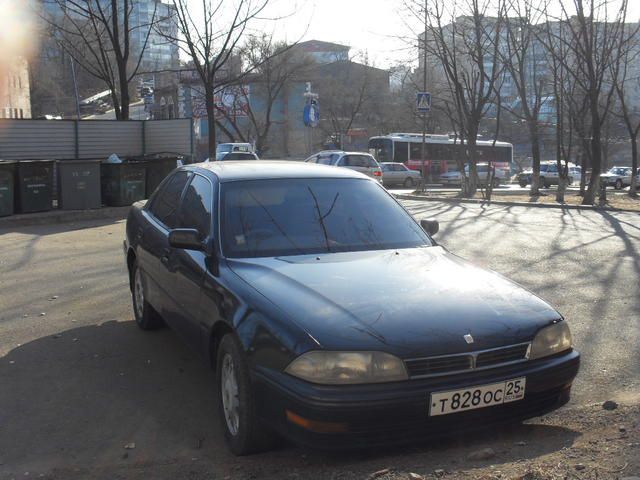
[[0, 161, 16, 217], [101, 162, 146, 207], [144, 155, 179, 197], [57, 159, 102, 210], [16, 160, 54, 213]]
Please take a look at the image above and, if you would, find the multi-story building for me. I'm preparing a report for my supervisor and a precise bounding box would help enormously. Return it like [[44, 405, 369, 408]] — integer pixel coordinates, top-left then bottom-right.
[[1, 57, 31, 119]]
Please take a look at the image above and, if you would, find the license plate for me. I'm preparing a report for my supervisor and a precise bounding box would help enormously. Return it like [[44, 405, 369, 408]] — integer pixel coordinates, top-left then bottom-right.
[[429, 377, 526, 416]]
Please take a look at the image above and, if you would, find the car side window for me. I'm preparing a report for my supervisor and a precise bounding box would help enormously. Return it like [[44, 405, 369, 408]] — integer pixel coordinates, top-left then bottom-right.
[[180, 174, 213, 239], [363, 156, 377, 168], [148, 170, 190, 229]]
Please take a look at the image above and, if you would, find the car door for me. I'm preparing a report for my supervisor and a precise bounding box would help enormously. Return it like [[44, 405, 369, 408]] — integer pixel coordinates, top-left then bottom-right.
[[169, 173, 215, 352], [139, 170, 192, 322]]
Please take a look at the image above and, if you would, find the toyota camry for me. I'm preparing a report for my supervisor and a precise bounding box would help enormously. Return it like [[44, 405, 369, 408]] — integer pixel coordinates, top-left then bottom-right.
[[123, 161, 579, 455]]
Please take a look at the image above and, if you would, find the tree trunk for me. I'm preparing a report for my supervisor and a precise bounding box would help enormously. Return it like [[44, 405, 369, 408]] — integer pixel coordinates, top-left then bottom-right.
[[529, 123, 541, 196], [111, 90, 122, 121], [583, 121, 602, 205], [120, 81, 130, 120], [205, 87, 216, 160], [630, 133, 638, 197]]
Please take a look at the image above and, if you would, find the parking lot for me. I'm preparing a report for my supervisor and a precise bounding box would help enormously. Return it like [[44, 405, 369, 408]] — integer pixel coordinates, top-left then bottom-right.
[[1, 200, 639, 479]]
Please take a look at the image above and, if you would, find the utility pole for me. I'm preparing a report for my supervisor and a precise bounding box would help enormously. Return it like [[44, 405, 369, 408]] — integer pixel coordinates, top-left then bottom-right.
[[70, 58, 81, 120], [421, 2, 428, 191]]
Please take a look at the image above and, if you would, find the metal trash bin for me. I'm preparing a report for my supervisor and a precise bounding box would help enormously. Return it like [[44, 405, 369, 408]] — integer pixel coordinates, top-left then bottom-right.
[[100, 162, 146, 207], [0, 160, 16, 217], [16, 160, 54, 213], [144, 155, 180, 197], [57, 159, 102, 210]]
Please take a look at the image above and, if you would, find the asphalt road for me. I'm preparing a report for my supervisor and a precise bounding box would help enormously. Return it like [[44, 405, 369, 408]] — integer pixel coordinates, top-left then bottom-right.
[[0, 201, 639, 479]]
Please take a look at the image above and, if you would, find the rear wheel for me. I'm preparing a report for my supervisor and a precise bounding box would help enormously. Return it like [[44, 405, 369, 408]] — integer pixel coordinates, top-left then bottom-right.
[[217, 334, 277, 455], [615, 179, 623, 190], [131, 261, 163, 330], [519, 180, 527, 188], [403, 177, 415, 188], [492, 178, 500, 188], [540, 177, 547, 188]]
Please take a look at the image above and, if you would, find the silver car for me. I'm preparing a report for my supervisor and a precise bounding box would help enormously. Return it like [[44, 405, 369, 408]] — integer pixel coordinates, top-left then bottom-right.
[[380, 162, 422, 187], [305, 151, 383, 183], [601, 166, 632, 190]]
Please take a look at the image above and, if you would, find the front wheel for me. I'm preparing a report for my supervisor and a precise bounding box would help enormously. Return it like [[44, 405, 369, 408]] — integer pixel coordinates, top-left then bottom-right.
[[615, 179, 623, 190], [519, 180, 527, 188], [217, 334, 277, 455], [403, 177, 415, 188], [492, 178, 500, 188], [131, 261, 163, 330]]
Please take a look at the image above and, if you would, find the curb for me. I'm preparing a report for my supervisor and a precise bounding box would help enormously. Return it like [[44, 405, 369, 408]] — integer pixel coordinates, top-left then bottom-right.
[[393, 194, 640, 213], [0, 206, 131, 229]]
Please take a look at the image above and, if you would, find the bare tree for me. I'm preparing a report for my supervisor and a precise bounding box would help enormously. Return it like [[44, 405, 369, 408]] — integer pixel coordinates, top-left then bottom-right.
[[500, 0, 550, 195], [163, 0, 270, 159], [41, 0, 158, 120], [409, 0, 505, 196], [540, 0, 633, 205], [614, 33, 640, 197], [214, 36, 311, 156]]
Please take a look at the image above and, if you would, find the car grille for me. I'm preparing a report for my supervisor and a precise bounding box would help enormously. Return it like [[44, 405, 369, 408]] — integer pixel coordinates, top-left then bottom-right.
[[405, 343, 531, 379]]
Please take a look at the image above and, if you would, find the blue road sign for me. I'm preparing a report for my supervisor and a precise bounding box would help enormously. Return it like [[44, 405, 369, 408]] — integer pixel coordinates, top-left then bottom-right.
[[416, 92, 431, 112]]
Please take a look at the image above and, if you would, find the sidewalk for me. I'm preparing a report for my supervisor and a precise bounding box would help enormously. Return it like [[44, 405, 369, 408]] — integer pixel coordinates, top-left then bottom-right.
[[0, 206, 130, 229]]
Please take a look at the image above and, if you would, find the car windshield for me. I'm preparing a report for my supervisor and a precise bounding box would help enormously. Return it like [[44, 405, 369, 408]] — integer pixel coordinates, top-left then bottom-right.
[[221, 178, 432, 258]]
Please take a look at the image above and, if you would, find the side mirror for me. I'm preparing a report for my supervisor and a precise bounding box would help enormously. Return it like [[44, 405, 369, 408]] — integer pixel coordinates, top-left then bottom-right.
[[420, 218, 439, 236], [168, 228, 205, 251]]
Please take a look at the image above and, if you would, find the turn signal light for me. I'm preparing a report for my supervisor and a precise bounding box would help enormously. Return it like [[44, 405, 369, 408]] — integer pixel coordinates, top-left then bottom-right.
[[285, 410, 349, 433]]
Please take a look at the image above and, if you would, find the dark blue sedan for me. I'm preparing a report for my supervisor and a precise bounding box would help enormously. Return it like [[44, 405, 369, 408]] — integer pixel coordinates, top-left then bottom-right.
[[123, 161, 579, 455]]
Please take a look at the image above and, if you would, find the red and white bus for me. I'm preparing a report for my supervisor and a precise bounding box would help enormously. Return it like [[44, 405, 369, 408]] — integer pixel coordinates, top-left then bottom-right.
[[368, 133, 513, 177]]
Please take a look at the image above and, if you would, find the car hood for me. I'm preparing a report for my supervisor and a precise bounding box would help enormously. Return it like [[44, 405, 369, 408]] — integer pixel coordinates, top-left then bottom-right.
[[227, 247, 559, 358]]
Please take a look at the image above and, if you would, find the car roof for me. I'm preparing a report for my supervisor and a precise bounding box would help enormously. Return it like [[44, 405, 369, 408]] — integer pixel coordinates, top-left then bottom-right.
[[188, 160, 370, 182]]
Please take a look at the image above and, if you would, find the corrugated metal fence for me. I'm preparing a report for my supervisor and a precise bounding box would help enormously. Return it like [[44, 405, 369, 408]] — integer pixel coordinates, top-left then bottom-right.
[[0, 119, 193, 160]]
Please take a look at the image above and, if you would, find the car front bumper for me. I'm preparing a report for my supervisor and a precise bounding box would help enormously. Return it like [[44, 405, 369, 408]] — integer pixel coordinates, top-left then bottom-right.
[[253, 349, 579, 449]]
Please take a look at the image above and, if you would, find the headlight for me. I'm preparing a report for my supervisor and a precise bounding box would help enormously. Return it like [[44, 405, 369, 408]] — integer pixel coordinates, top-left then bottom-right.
[[285, 351, 408, 385], [529, 321, 572, 360]]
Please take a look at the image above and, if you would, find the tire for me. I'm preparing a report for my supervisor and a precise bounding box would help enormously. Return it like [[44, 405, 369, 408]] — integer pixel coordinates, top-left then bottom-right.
[[492, 178, 500, 188], [403, 177, 415, 188], [615, 179, 623, 190], [519, 180, 527, 188], [131, 260, 163, 330], [217, 334, 277, 455], [540, 177, 547, 188], [568, 176, 574, 186]]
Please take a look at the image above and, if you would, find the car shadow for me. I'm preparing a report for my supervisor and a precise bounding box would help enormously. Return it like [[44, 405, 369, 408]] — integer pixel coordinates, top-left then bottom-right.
[[0, 320, 581, 479]]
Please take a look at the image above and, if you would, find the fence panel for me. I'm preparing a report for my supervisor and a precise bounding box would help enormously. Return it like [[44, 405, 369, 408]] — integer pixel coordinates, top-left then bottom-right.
[[78, 121, 143, 159], [145, 119, 192, 157], [0, 120, 76, 160]]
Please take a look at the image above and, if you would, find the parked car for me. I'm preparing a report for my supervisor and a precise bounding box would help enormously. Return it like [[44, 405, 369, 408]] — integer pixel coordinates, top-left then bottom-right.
[[518, 161, 576, 188], [305, 150, 382, 183], [218, 152, 260, 161], [124, 161, 579, 455], [380, 162, 422, 187], [216, 143, 253, 161], [600, 166, 633, 190], [439, 163, 506, 188]]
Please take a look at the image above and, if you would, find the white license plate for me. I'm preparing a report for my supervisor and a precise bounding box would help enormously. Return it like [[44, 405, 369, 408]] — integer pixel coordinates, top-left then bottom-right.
[[429, 377, 526, 416]]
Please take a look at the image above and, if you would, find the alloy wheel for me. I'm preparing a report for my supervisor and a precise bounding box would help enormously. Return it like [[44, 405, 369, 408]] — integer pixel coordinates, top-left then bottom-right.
[[221, 353, 240, 436]]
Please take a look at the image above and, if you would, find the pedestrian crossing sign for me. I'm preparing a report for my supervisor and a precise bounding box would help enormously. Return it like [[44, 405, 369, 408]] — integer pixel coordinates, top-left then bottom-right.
[[416, 92, 431, 112]]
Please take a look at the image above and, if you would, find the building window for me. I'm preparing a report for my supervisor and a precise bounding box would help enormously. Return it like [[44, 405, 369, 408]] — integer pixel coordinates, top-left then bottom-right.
[[14, 108, 18, 118], [19, 109, 23, 119]]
